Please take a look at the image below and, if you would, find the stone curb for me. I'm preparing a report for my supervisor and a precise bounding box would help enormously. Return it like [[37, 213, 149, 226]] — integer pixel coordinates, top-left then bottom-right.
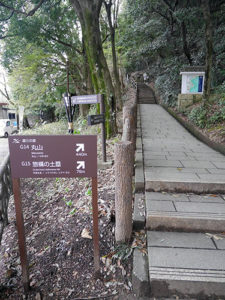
[[133, 193, 145, 229], [145, 179, 225, 194], [132, 249, 150, 298], [135, 105, 145, 192]]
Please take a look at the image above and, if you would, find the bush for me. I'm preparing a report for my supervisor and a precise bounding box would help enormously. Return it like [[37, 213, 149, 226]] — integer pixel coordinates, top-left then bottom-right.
[[188, 105, 207, 128], [208, 111, 223, 125]]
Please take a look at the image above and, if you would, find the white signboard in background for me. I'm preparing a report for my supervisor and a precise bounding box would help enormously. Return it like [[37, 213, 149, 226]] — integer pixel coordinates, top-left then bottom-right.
[[180, 72, 205, 94]]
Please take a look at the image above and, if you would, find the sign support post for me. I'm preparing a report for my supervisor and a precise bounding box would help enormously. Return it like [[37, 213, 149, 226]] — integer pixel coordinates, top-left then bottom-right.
[[12, 178, 29, 292], [92, 177, 100, 274], [99, 96, 106, 163]]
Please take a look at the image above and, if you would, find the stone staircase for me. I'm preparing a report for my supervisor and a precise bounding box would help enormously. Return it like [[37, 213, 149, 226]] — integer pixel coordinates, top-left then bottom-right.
[[146, 192, 225, 232], [133, 192, 225, 299], [132, 100, 225, 299], [137, 83, 156, 104]]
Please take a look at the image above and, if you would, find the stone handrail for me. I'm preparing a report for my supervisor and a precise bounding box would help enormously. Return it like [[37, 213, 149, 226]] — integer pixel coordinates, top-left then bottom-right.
[[0, 154, 12, 244]]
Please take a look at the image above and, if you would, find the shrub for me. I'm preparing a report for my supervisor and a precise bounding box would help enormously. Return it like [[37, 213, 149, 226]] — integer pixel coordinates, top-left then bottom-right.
[[208, 111, 223, 125], [188, 105, 207, 128]]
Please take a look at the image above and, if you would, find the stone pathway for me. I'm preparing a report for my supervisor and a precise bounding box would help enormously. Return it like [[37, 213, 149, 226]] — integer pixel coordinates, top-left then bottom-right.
[[133, 85, 225, 299], [138, 83, 156, 104], [141, 104, 225, 193], [148, 231, 225, 298]]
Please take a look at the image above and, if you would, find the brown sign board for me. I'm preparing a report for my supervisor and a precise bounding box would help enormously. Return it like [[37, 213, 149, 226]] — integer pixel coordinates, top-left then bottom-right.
[[71, 94, 102, 105], [8, 135, 97, 179]]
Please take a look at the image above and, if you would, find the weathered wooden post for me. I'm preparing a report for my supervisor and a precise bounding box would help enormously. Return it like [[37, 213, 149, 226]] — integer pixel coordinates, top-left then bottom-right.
[[114, 84, 137, 243], [115, 141, 133, 242], [122, 118, 131, 142], [123, 101, 137, 151]]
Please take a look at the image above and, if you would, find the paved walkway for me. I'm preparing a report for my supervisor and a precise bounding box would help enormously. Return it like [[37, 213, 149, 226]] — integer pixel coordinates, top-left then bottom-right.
[[141, 104, 225, 193], [133, 85, 225, 299]]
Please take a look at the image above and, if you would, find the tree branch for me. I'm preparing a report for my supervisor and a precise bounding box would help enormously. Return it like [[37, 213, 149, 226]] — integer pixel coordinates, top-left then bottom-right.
[[0, 33, 19, 39], [102, 33, 110, 44], [151, 8, 170, 23], [41, 27, 83, 55], [0, 0, 46, 17], [0, 10, 14, 21], [27, 0, 46, 16], [50, 36, 83, 55]]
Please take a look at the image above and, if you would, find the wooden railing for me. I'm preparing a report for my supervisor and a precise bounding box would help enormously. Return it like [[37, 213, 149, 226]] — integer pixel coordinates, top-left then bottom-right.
[[114, 84, 138, 243], [0, 154, 12, 244]]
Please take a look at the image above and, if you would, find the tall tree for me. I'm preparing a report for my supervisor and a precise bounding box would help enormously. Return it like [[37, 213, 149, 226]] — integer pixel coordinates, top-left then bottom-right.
[[1, 0, 118, 136], [104, 0, 122, 110], [69, 0, 117, 136], [201, 0, 213, 102]]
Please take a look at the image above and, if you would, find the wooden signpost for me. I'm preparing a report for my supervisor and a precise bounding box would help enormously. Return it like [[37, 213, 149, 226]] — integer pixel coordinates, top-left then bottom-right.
[[88, 114, 105, 126], [8, 135, 99, 292], [64, 94, 107, 162]]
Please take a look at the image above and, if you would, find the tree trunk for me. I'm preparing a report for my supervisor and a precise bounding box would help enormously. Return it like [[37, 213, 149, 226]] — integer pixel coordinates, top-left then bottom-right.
[[104, 1, 122, 110], [123, 103, 137, 154], [201, 0, 213, 102], [181, 21, 192, 65], [70, 0, 117, 137], [114, 141, 133, 243]]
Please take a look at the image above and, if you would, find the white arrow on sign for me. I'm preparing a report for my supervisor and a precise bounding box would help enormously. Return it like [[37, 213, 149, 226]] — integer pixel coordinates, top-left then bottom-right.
[[76, 143, 85, 152], [77, 161, 85, 170]]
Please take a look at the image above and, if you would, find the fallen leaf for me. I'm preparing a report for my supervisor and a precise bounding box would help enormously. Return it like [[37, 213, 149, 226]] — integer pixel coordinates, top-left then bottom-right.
[[30, 279, 37, 287], [205, 233, 224, 240], [81, 228, 92, 239], [73, 271, 78, 278], [105, 257, 112, 268]]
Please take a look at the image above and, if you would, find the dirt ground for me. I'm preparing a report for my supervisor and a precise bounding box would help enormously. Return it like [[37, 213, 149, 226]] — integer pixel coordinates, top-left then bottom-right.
[[0, 136, 146, 300]]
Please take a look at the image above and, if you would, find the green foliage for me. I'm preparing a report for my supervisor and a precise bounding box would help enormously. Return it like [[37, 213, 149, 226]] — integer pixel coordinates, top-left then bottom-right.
[[85, 188, 92, 196], [69, 208, 77, 215], [188, 99, 225, 129], [73, 129, 81, 135], [66, 200, 73, 207], [188, 105, 207, 128], [112, 244, 133, 261], [8, 45, 55, 115], [208, 111, 224, 125], [118, 0, 225, 106], [1, 0, 85, 122], [21, 120, 68, 135]]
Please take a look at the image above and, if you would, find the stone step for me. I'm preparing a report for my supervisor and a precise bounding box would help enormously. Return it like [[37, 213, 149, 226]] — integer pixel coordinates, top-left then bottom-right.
[[145, 170, 225, 194], [138, 99, 156, 104], [146, 192, 225, 232], [139, 101, 156, 104], [148, 231, 225, 298], [139, 99, 155, 102], [138, 95, 155, 98]]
